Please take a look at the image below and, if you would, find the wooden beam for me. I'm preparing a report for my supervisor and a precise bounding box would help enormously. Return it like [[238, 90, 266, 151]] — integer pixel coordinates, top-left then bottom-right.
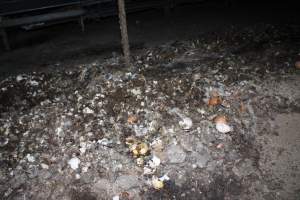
[[0, 9, 85, 28], [117, 0, 131, 68]]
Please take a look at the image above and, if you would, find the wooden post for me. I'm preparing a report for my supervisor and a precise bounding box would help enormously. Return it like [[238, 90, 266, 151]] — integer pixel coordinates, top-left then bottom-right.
[[0, 17, 10, 51], [117, 0, 131, 68], [79, 16, 85, 33], [0, 28, 10, 51]]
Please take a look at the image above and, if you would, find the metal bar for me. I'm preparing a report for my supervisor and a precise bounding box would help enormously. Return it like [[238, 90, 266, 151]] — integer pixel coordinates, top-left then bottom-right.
[[0, 9, 86, 28], [0, 2, 82, 16]]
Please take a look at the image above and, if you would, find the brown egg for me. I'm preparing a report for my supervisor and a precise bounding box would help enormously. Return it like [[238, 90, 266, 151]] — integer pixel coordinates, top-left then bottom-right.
[[208, 96, 222, 106], [214, 115, 228, 124], [295, 61, 300, 69], [127, 115, 138, 124]]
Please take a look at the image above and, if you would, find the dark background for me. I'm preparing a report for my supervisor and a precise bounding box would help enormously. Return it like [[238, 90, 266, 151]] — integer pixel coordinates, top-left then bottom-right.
[[0, 0, 299, 75]]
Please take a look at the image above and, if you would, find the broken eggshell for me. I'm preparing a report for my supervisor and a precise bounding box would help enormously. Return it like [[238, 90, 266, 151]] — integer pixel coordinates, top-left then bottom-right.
[[143, 166, 154, 175], [152, 176, 164, 190], [215, 122, 232, 134], [214, 115, 232, 133], [150, 138, 164, 152], [126, 138, 149, 157], [139, 143, 149, 155], [148, 155, 161, 168], [68, 157, 81, 170], [136, 157, 144, 166], [159, 174, 170, 182], [179, 117, 193, 130], [169, 108, 193, 130]]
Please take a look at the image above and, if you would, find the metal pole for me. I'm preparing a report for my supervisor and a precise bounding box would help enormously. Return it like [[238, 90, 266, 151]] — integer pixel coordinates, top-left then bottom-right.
[[117, 0, 131, 68]]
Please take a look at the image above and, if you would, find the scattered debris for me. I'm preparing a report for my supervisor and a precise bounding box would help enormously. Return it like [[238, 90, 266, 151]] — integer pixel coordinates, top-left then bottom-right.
[[148, 155, 161, 168], [68, 157, 81, 170], [169, 108, 193, 130], [152, 176, 164, 190], [136, 157, 144, 166], [151, 138, 164, 152], [40, 163, 49, 169], [16, 74, 26, 82], [126, 137, 150, 157], [26, 154, 35, 163], [159, 174, 170, 182], [83, 107, 94, 114], [0, 23, 299, 200]]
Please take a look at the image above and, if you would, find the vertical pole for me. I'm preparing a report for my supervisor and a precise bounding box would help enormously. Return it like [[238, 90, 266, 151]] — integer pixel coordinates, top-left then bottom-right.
[[1, 28, 10, 51], [164, 0, 173, 17], [79, 16, 85, 32], [117, 0, 131, 68], [0, 17, 10, 51]]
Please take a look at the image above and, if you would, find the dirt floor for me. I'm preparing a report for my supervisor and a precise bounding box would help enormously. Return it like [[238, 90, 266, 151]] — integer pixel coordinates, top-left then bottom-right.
[[1, 2, 300, 200]]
